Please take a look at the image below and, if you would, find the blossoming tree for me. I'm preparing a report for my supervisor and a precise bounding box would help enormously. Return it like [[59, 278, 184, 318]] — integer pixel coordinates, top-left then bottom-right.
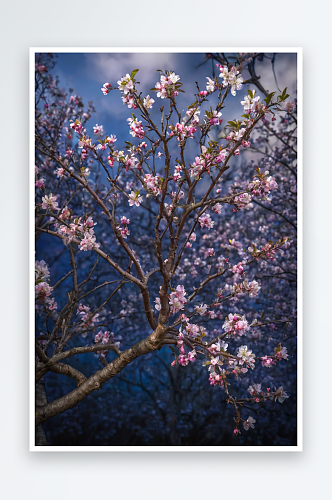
[[34, 52, 297, 445]]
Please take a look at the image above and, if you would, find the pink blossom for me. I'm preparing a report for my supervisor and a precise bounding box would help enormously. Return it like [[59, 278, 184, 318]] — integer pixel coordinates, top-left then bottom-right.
[[198, 213, 214, 229], [35, 282, 52, 300], [55, 168, 65, 178], [127, 117, 145, 139], [261, 356, 276, 368], [143, 95, 155, 109], [117, 74, 134, 95], [35, 178, 45, 189], [232, 262, 245, 275], [93, 124, 104, 135], [128, 191, 143, 207], [155, 72, 180, 99], [42, 194, 59, 211], [243, 416, 256, 430], [101, 83, 112, 95], [194, 304, 208, 316], [206, 77, 217, 93], [169, 285, 187, 315]]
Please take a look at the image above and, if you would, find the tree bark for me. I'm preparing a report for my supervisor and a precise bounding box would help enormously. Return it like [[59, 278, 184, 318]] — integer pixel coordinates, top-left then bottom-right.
[[35, 324, 167, 426], [35, 377, 48, 445]]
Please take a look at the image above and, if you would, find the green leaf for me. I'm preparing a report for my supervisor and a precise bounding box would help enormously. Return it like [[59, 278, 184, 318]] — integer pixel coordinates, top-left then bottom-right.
[[263, 92, 276, 106], [130, 69, 139, 80], [248, 89, 253, 99]]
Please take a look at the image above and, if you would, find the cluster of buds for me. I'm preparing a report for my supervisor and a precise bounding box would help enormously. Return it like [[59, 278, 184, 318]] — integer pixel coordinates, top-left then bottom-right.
[[232, 261, 245, 275], [119, 216, 130, 239], [231, 280, 261, 298], [170, 331, 197, 367], [101, 82, 112, 95], [249, 168, 278, 196], [261, 344, 289, 368], [248, 237, 289, 261]]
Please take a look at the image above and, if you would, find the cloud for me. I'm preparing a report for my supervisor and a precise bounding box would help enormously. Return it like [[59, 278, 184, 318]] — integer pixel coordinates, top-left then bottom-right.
[[84, 52, 179, 86]]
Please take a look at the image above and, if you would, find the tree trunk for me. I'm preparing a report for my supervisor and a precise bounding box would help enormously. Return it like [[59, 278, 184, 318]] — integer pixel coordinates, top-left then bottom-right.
[[35, 377, 48, 446]]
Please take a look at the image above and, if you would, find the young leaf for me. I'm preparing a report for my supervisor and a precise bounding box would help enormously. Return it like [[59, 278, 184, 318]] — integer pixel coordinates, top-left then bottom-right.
[[264, 92, 276, 106], [130, 69, 139, 80]]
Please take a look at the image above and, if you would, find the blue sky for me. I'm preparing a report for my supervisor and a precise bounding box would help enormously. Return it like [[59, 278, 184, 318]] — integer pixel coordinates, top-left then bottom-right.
[[50, 52, 297, 147]]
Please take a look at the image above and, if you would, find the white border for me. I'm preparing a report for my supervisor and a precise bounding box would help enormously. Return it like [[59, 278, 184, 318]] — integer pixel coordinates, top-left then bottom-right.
[[30, 47, 303, 452]]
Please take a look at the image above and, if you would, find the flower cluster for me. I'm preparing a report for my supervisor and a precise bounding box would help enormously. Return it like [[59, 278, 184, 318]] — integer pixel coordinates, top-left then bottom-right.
[[94, 331, 115, 357], [57, 215, 99, 251], [127, 117, 145, 139], [117, 74, 137, 108], [169, 121, 197, 142], [209, 371, 225, 387], [233, 192, 253, 211], [154, 72, 181, 99], [252, 177, 278, 197], [217, 64, 243, 96], [144, 174, 162, 195], [35, 166, 45, 189], [198, 213, 215, 229], [222, 313, 250, 337], [77, 303, 99, 327], [169, 285, 187, 315], [35, 259, 57, 311], [241, 90, 261, 113], [205, 109, 222, 126], [232, 262, 245, 275], [194, 303, 208, 316], [190, 146, 226, 179]]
